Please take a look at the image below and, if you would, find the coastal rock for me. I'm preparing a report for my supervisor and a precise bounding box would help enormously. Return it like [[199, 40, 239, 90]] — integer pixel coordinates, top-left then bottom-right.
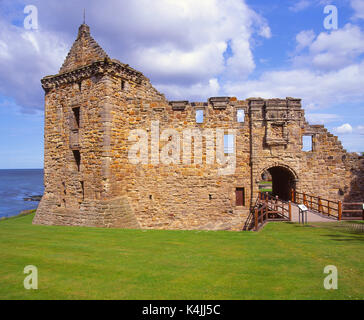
[[23, 195, 43, 202]]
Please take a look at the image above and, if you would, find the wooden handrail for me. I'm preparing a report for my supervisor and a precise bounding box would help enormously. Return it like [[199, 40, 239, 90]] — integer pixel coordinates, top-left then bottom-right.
[[338, 200, 342, 221], [253, 192, 292, 230], [289, 201, 292, 221], [343, 202, 363, 205], [254, 207, 258, 231], [291, 189, 363, 220]]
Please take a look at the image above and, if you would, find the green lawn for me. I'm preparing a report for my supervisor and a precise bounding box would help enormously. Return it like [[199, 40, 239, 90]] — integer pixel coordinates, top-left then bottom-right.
[[259, 181, 272, 193], [259, 181, 272, 185], [0, 211, 363, 300]]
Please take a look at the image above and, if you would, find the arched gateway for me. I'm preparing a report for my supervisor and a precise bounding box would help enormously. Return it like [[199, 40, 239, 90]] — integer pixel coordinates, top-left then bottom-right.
[[267, 166, 296, 201]]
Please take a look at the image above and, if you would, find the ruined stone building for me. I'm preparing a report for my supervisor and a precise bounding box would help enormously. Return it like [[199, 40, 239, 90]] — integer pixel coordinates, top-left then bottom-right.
[[33, 24, 364, 230]]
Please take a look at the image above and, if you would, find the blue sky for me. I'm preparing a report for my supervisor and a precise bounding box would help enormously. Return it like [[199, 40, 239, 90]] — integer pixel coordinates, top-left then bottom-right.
[[0, 0, 363, 168]]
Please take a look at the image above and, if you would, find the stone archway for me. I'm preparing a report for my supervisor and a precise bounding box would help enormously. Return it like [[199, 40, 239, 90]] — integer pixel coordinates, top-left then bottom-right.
[[261, 165, 297, 201]]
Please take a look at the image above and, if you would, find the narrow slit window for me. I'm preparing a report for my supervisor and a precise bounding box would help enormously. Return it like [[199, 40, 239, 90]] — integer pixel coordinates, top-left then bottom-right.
[[224, 134, 234, 154], [121, 80, 125, 91], [73, 150, 81, 171], [237, 109, 245, 123], [302, 135, 313, 152], [72, 107, 80, 128], [81, 181, 84, 200], [196, 109, 204, 123]]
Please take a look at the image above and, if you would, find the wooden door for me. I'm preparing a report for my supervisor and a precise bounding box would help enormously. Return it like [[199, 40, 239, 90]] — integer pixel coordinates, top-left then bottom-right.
[[236, 188, 245, 206]]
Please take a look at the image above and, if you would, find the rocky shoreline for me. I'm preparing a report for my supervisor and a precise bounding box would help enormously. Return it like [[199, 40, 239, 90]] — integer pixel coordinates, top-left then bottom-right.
[[23, 195, 42, 202]]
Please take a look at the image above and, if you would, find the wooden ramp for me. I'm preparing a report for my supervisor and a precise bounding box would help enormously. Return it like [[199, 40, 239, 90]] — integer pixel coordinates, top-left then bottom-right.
[[290, 203, 337, 222], [247, 191, 363, 231]]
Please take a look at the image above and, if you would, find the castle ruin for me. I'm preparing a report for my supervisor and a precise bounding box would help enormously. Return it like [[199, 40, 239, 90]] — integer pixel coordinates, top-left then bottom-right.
[[33, 24, 364, 230]]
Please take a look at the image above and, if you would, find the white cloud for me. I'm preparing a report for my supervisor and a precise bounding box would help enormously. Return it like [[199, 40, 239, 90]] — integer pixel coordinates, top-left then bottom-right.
[[0, 1, 362, 122], [223, 61, 364, 109], [133, 42, 227, 84], [351, 0, 364, 19], [289, 0, 311, 12], [156, 78, 220, 102], [0, 21, 68, 111], [114, 0, 261, 83], [296, 30, 316, 52], [222, 23, 364, 112], [306, 113, 340, 124], [335, 123, 353, 134], [258, 26, 272, 39], [294, 24, 364, 71], [0, 0, 272, 109]]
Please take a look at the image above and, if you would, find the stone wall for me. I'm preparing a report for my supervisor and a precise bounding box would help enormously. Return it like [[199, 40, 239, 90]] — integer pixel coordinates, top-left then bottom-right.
[[107, 74, 252, 230]]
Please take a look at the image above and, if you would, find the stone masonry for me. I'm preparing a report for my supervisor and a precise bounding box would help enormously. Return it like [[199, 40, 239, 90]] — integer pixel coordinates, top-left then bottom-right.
[[33, 24, 364, 230]]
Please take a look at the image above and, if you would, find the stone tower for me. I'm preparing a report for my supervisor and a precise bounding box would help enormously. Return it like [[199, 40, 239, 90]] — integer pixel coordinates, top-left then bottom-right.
[[33, 23, 160, 228], [34, 24, 364, 230]]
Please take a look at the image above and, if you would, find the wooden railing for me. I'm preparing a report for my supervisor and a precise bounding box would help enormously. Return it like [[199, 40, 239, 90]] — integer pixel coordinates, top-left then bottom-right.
[[253, 203, 268, 231], [291, 189, 363, 220], [259, 192, 292, 220], [342, 203, 364, 220], [253, 192, 292, 231]]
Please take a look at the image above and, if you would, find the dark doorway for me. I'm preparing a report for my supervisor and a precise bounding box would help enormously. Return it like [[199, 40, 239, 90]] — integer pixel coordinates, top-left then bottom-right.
[[236, 188, 245, 206], [267, 166, 296, 201]]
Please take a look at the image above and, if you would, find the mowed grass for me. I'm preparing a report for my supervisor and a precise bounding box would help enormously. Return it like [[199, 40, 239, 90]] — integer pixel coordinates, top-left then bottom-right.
[[258, 181, 272, 193], [0, 212, 363, 300]]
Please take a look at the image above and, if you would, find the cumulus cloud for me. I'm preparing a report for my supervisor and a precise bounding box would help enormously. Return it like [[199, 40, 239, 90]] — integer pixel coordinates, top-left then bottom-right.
[[222, 21, 364, 111], [332, 123, 364, 152], [294, 24, 364, 71], [0, 0, 272, 110], [224, 60, 364, 109], [295, 30, 316, 52], [156, 78, 220, 102], [0, 0, 363, 134], [0, 22, 68, 112], [335, 123, 353, 134]]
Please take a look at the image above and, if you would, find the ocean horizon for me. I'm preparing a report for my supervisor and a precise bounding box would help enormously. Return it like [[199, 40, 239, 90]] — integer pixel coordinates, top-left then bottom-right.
[[0, 169, 44, 218]]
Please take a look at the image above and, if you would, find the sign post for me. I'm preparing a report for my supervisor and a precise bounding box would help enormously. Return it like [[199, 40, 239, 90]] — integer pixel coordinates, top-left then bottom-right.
[[298, 204, 308, 224]]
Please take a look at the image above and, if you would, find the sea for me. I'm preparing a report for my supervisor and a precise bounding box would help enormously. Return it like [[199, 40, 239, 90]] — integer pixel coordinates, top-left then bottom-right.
[[0, 169, 44, 218]]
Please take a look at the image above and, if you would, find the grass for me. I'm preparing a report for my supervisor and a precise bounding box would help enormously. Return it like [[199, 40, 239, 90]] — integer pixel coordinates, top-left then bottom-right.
[[259, 181, 272, 192], [0, 212, 363, 300], [259, 181, 272, 185]]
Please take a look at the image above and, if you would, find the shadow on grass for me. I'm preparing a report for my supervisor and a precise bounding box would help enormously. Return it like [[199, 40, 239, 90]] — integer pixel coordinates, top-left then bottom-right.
[[319, 223, 364, 242], [321, 233, 364, 242], [291, 223, 317, 228], [288, 221, 364, 241]]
